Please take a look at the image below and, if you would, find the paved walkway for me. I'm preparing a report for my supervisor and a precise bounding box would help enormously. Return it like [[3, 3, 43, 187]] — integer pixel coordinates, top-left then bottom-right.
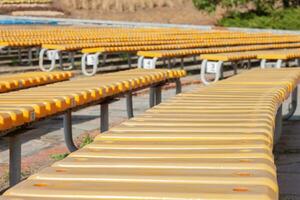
[[277, 102, 300, 200]]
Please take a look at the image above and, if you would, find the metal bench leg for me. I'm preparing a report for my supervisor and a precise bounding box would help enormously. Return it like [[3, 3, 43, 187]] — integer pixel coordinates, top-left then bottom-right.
[[70, 52, 75, 69], [139, 57, 158, 69], [7, 47, 11, 55], [126, 93, 134, 118], [283, 86, 298, 120], [233, 62, 238, 75], [220, 64, 224, 79], [167, 58, 172, 69], [138, 56, 144, 68], [274, 105, 283, 144], [102, 53, 107, 66], [175, 78, 182, 94], [63, 51, 75, 70], [128, 53, 132, 68], [297, 58, 300, 66], [63, 110, 78, 152], [172, 58, 176, 68], [18, 48, 22, 64], [180, 58, 184, 69], [276, 59, 283, 69], [260, 59, 267, 68], [39, 48, 47, 71], [149, 87, 156, 108], [59, 51, 63, 69], [8, 135, 22, 187], [163, 58, 166, 66], [100, 103, 109, 133], [39, 49, 58, 72], [155, 86, 162, 105], [81, 53, 100, 76], [200, 60, 223, 86], [28, 48, 33, 66], [35, 47, 40, 58], [247, 60, 251, 69], [150, 85, 162, 107]]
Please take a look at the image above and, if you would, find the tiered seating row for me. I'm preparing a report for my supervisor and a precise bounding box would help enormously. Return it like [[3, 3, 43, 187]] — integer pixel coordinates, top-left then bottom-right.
[[200, 48, 300, 85], [0, 68, 186, 187], [2, 68, 299, 200], [1, 25, 299, 76], [137, 43, 300, 58], [0, 69, 185, 133], [0, 71, 73, 93], [137, 43, 300, 69]]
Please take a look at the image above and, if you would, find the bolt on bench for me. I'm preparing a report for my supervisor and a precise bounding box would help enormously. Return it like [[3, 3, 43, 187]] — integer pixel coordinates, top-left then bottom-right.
[[1, 68, 299, 200], [0, 68, 185, 187]]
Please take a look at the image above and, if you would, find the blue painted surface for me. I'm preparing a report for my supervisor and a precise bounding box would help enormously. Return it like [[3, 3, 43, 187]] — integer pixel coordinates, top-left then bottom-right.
[[0, 19, 57, 25]]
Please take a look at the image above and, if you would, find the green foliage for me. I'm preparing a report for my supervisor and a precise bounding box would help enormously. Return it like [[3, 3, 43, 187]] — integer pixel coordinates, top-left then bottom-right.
[[192, 0, 300, 14], [218, 8, 300, 30], [192, 0, 275, 13], [79, 135, 94, 148], [50, 135, 94, 161], [50, 153, 69, 161], [193, 0, 300, 29], [192, 0, 219, 12]]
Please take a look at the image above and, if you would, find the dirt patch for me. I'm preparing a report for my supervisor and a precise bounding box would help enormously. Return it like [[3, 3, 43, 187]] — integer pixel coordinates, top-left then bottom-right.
[[1, 0, 220, 25], [53, 0, 220, 25], [0, 4, 53, 14]]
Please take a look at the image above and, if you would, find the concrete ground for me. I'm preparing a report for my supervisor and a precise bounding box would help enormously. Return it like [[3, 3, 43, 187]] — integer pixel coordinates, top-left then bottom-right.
[[277, 103, 300, 199], [0, 73, 299, 199]]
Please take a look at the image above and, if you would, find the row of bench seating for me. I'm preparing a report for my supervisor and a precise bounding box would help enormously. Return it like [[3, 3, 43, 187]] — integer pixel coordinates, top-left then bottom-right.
[[0, 68, 186, 187], [200, 48, 300, 85], [1, 26, 300, 75], [78, 40, 300, 76], [137, 43, 300, 68], [1, 68, 299, 200], [0, 71, 73, 93]]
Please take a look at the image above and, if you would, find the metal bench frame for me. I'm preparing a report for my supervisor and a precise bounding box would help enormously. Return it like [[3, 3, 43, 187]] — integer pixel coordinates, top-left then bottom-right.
[[81, 52, 133, 76], [200, 60, 240, 85], [39, 49, 76, 72], [260, 59, 283, 69], [138, 56, 186, 70]]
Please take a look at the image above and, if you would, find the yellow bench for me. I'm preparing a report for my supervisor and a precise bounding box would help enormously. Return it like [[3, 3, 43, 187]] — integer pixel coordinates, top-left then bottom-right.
[[199, 49, 300, 85], [39, 36, 300, 75], [258, 49, 300, 68], [0, 71, 73, 93], [137, 43, 300, 69], [0, 68, 186, 187], [2, 68, 300, 200], [2, 25, 300, 76], [1, 25, 300, 75], [80, 37, 300, 76]]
